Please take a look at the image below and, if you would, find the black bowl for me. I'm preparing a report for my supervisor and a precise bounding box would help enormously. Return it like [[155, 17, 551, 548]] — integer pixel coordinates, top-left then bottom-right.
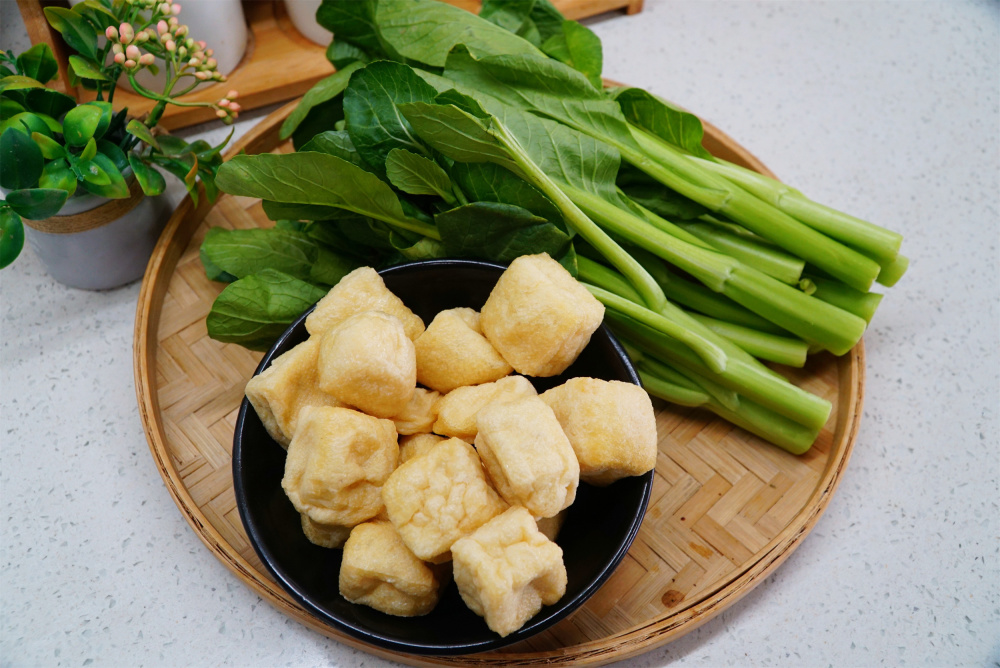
[[233, 259, 653, 655]]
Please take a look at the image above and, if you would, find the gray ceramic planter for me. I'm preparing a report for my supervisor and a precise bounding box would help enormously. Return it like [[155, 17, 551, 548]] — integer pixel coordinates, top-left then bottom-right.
[[20, 182, 171, 291]]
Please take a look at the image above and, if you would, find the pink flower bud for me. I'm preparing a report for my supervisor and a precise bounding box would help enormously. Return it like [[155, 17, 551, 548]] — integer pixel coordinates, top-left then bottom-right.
[[218, 98, 230, 108], [175, 25, 188, 37], [205, 57, 217, 70], [159, 2, 171, 14], [119, 22, 134, 43], [114, 52, 126, 65], [135, 31, 149, 43], [188, 58, 201, 67], [106, 26, 119, 41], [165, 40, 176, 52], [168, 17, 178, 28], [139, 53, 155, 66], [204, 48, 214, 57], [124, 59, 136, 69], [172, 3, 181, 15], [229, 102, 240, 112], [214, 73, 225, 82], [126, 45, 141, 60], [194, 71, 209, 80], [216, 109, 227, 119], [112, 43, 124, 56], [227, 90, 238, 100], [157, 20, 169, 35]]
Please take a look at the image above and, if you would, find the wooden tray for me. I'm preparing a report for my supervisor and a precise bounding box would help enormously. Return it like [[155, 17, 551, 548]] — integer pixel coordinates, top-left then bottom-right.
[[133, 100, 863, 665]]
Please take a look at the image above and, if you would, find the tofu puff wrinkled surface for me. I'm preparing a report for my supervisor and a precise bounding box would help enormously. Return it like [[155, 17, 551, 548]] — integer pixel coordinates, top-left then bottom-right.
[[382, 437, 508, 564], [398, 432, 448, 464], [391, 387, 441, 436], [481, 253, 604, 378], [541, 377, 658, 486], [415, 307, 513, 393], [300, 513, 352, 549], [305, 266, 425, 340], [339, 521, 443, 617], [475, 397, 580, 519], [282, 406, 399, 528], [432, 375, 537, 442], [244, 338, 342, 449], [452, 507, 567, 638], [317, 311, 417, 419]]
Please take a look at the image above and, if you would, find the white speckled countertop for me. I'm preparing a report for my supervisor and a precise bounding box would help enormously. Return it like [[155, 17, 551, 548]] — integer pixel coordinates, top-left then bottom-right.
[[2, 1, 997, 666]]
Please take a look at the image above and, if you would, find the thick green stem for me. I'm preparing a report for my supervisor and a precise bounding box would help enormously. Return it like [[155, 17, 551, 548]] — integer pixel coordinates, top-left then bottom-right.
[[622, 124, 881, 292], [675, 220, 804, 284], [567, 183, 868, 355], [693, 156, 903, 264], [803, 274, 883, 323], [688, 313, 808, 367]]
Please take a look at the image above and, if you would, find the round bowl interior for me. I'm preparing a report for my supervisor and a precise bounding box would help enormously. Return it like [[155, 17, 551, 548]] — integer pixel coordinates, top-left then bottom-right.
[[233, 259, 654, 655]]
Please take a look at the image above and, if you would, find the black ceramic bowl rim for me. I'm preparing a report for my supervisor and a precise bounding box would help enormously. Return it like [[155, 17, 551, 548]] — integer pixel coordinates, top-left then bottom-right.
[[233, 258, 653, 655]]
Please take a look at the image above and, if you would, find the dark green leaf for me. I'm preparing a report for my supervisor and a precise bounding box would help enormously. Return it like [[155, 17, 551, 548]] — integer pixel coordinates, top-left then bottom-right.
[[280, 61, 363, 140], [375, 0, 544, 67], [200, 246, 238, 282], [275, 220, 309, 232], [305, 220, 384, 262], [343, 60, 439, 177], [206, 269, 328, 350], [316, 0, 384, 54], [479, 0, 536, 34], [16, 44, 59, 84], [32, 131, 66, 159], [125, 118, 160, 150], [97, 139, 127, 172], [68, 55, 110, 82], [310, 246, 362, 286], [261, 200, 346, 222], [613, 87, 714, 160], [44, 7, 99, 61], [4, 187, 68, 220], [2, 111, 54, 139], [450, 161, 564, 229], [154, 134, 192, 157], [200, 226, 319, 282], [62, 104, 103, 146], [0, 127, 43, 189], [24, 88, 77, 119], [326, 40, 371, 70], [38, 158, 78, 197], [617, 165, 708, 220], [435, 200, 570, 263], [397, 101, 518, 173], [1, 97, 26, 121], [390, 233, 446, 261], [540, 20, 603, 89], [0, 206, 25, 269], [79, 152, 128, 198], [127, 153, 166, 196], [291, 96, 345, 150], [72, 0, 118, 30], [526, 0, 566, 43], [299, 129, 376, 173], [385, 148, 454, 201]]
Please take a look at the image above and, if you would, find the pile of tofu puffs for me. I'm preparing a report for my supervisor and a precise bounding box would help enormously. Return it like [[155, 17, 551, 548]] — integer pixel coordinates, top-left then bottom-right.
[[245, 253, 658, 637]]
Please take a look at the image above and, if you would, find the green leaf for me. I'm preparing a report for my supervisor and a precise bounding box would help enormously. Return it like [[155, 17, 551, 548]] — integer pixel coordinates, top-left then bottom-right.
[[200, 246, 238, 283], [31, 131, 66, 159], [24, 88, 77, 119], [200, 226, 320, 282], [0, 206, 25, 269], [397, 101, 518, 173], [310, 246, 362, 286], [450, 161, 564, 229], [0, 75, 45, 94], [206, 269, 328, 350], [316, 0, 385, 54], [613, 87, 714, 160], [326, 40, 371, 70], [291, 96, 345, 150], [84, 101, 111, 139], [153, 134, 190, 157], [62, 104, 103, 146], [0, 97, 26, 121], [16, 44, 59, 84], [38, 158, 78, 197], [385, 148, 454, 201], [261, 200, 346, 222], [375, 0, 544, 67], [97, 139, 128, 172], [540, 20, 603, 89], [279, 61, 363, 140], [343, 60, 439, 177], [2, 111, 54, 139], [4, 187, 68, 220], [125, 119, 160, 150], [298, 130, 375, 173], [68, 55, 110, 82], [617, 166, 708, 220], [479, 0, 536, 34], [127, 153, 166, 196], [79, 136, 97, 161], [71, 0, 118, 30], [216, 152, 432, 238], [0, 126, 43, 189], [79, 153, 128, 198], [435, 200, 570, 263], [44, 7, 99, 61], [391, 233, 446, 261]]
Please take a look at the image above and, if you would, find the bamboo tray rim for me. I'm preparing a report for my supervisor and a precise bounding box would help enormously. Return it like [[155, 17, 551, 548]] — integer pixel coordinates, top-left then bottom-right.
[[133, 98, 863, 666]]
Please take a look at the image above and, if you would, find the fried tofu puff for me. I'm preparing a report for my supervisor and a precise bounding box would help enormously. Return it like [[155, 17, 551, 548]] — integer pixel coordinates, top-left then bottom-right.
[[415, 308, 513, 393], [452, 507, 567, 637], [391, 387, 441, 436], [398, 433, 447, 464], [540, 377, 657, 486], [244, 338, 342, 449], [382, 438, 507, 564], [317, 311, 417, 419], [282, 406, 399, 528], [474, 397, 579, 518], [432, 375, 537, 442], [480, 253, 604, 377], [305, 267, 425, 340], [300, 514, 352, 549], [339, 521, 442, 617]]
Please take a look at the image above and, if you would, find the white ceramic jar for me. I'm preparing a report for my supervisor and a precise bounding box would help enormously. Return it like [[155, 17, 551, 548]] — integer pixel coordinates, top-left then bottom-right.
[[284, 0, 331, 46]]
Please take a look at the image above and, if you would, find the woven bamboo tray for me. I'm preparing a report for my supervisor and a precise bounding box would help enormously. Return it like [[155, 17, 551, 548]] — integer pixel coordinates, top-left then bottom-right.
[[134, 99, 863, 665]]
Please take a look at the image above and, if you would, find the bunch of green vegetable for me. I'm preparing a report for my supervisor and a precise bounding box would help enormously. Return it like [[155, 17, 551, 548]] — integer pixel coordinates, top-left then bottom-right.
[[0, 0, 239, 269], [201, 0, 906, 454]]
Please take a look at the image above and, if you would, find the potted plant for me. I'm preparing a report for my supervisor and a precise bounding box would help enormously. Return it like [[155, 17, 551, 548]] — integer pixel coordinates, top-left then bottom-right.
[[0, 0, 239, 289]]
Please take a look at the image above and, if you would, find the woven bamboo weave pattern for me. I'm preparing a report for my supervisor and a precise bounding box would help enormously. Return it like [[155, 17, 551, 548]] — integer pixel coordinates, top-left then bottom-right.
[[135, 101, 861, 666]]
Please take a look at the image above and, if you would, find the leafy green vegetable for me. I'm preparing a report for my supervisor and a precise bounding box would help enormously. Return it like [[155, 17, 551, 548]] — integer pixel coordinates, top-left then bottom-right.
[[0, 127, 43, 190], [280, 61, 363, 140], [540, 20, 603, 89], [3, 188, 68, 220], [385, 148, 455, 201], [435, 201, 571, 262], [201, 227, 325, 283]]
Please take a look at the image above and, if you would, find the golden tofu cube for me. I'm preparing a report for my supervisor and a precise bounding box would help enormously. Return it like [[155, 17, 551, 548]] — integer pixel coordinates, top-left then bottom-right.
[[244, 338, 342, 449], [432, 375, 537, 442], [481, 253, 604, 377], [382, 438, 507, 563], [415, 307, 513, 393], [452, 507, 567, 637], [391, 387, 441, 436], [339, 521, 442, 617], [300, 514, 351, 549], [317, 311, 416, 419], [540, 377, 657, 486], [282, 406, 399, 527], [474, 396, 579, 518], [305, 266, 425, 340], [535, 509, 567, 542], [398, 433, 447, 464]]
